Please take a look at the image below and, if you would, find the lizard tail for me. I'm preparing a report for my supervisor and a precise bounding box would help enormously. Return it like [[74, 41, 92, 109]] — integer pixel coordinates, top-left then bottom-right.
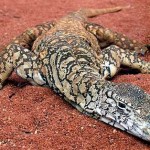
[[80, 6, 123, 18], [68, 6, 130, 21]]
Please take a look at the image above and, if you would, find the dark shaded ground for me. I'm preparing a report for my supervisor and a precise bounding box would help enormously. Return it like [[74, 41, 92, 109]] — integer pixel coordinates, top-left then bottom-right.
[[0, 0, 150, 149]]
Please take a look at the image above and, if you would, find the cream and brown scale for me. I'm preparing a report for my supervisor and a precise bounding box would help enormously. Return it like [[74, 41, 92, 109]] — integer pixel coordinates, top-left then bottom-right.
[[85, 22, 148, 55], [0, 6, 150, 141]]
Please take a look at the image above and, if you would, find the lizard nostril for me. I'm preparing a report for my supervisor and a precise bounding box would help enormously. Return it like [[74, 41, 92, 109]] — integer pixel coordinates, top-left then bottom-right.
[[118, 101, 126, 109]]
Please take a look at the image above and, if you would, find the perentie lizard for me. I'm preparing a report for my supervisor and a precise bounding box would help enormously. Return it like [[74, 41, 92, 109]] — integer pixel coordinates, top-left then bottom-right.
[[0, 6, 150, 141]]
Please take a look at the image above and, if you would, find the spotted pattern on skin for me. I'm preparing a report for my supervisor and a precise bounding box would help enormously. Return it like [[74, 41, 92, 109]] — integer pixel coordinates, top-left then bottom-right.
[[85, 22, 149, 55], [0, 7, 150, 141]]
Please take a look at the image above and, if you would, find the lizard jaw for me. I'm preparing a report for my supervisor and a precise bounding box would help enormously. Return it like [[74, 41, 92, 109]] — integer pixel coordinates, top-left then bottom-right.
[[127, 117, 150, 141], [96, 107, 150, 141]]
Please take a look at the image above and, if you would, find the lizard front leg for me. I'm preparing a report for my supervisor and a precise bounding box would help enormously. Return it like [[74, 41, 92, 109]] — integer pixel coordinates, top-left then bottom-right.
[[99, 45, 150, 79], [0, 21, 55, 88], [0, 44, 46, 89], [85, 22, 148, 55]]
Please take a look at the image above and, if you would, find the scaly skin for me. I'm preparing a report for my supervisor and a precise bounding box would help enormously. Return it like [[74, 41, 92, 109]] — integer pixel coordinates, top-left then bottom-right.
[[0, 6, 150, 141]]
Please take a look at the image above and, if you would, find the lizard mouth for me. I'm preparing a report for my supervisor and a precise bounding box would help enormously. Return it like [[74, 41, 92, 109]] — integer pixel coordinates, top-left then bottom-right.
[[127, 119, 150, 141], [96, 108, 150, 141]]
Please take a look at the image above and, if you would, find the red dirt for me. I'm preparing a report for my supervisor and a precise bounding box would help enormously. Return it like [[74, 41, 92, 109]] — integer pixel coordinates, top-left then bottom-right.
[[0, 0, 150, 149]]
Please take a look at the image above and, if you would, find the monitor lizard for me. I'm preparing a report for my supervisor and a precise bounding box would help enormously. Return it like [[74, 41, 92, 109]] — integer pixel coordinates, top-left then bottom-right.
[[0, 6, 150, 141]]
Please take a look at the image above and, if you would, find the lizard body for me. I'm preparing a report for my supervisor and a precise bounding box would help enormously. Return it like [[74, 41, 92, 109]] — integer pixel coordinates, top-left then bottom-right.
[[0, 6, 150, 141]]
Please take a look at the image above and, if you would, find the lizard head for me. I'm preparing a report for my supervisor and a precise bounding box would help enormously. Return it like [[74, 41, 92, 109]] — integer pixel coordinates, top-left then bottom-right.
[[96, 83, 150, 141]]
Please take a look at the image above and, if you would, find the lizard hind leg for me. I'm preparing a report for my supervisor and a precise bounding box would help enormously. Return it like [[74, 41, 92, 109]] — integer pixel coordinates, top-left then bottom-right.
[[85, 22, 149, 55], [0, 44, 46, 89]]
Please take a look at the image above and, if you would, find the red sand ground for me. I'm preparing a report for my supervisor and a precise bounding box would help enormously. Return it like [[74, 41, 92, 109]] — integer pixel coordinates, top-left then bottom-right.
[[0, 0, 150, 149]]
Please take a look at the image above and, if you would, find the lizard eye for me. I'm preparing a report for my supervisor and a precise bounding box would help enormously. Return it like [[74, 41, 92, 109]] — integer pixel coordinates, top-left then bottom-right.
[[118, 101, 126, 109]]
